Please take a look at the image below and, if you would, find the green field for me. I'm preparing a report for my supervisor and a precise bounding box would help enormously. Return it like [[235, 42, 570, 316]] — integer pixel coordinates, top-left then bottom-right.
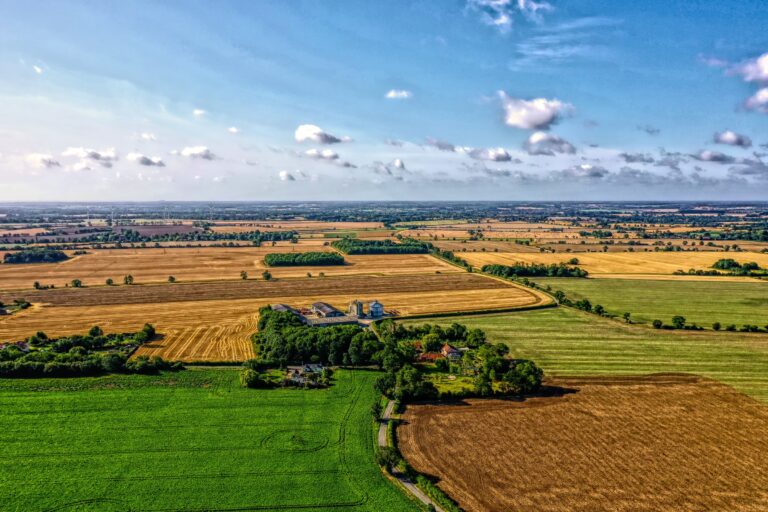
[[0, 369, 419, 512], [535, 277, 768, 327], [403, 308, 768, 403]]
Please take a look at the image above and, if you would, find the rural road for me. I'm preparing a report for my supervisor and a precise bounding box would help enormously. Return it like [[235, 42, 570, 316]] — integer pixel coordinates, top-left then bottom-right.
[[378, 400, 446, 512]]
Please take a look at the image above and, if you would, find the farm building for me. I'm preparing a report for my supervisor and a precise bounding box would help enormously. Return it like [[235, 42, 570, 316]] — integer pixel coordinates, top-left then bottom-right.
[[348, 300, 364, 317], [311, 302, 344, 318], [286, 364, 324, 385], [441, 344, 462, 360], [369, 300, 384, 318]]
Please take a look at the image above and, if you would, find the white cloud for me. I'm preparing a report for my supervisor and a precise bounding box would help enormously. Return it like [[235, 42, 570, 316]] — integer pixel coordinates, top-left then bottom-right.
[[745, 88, 768, 113], [467, 0, 553, 34], [305, 148, 339, 160], [33, 65, 43, 75], [140, 132, 157, 141], [279, 170, 296, 181], [127, 152, 165, 167], [499, 92, 573, 130], [61, 147, 118, 167], [180, 146, 215, 160], [294, 124, 346, 144], [26, 153, 60, 168], [734, 52, 768, 84], [192, 109, 207, 117], [524, 131, 576, 155], [517, 0, 553, 19], [393, 158, 406, 170], [68, 161, 94, 172], [693, 150, 735, 164], [713, 130, 752, 148], [469, 147, 514, 161], [228, 126, 240, 134], [385, 89, 413, 100]]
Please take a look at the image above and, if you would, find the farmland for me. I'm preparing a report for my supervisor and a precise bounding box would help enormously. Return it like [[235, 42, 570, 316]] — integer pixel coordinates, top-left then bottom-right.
[[399, 374, 768, 512], [535, 277, 768, 327], [0, 369, 421, 512], [461, 250, 768, 277], [402, 308, 768, 402], [0, 273, 548, 362], [0, 245, 463, 291]]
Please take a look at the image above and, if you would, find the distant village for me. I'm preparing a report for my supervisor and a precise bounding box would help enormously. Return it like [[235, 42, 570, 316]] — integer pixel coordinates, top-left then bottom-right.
[[271, 299, 387, 327]]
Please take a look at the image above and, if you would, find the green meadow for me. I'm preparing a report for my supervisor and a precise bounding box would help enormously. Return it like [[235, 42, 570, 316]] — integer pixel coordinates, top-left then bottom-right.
[[403, 307, 768, 403], [0, 369, 419, 512], [535, 277, 768, 327]]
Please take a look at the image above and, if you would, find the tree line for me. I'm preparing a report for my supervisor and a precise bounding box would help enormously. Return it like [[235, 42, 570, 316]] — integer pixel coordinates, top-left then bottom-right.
[[482, 262, 588, 278], [3, 248, 69, 264], [263, 251, 345, 266], [331, 238, 430, 255], [0, 324, 182, 378]]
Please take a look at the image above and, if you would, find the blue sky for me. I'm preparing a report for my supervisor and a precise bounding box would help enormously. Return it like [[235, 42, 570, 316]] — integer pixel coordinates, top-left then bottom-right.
[[1, 0, 767, 200]]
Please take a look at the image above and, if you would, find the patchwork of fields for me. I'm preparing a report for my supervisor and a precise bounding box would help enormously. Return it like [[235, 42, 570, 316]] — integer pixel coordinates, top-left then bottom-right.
[[402, 308, 768, 402], [535, 277, 768, 327], [400, 374, 768, 512], [0, 273, 548, 362], [0, 369, 420, 512]]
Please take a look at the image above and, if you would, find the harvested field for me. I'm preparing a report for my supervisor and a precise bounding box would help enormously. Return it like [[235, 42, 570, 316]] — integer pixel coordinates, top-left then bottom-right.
[[399, 374, 768, 512], [210, 220, 384, 233], [462, 250, 768, 276], [0, 274, 548, 362], [0, 246, 459, 291]]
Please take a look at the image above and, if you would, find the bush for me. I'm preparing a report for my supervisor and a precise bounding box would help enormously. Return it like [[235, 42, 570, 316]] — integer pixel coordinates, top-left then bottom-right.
[[652, 319, 663, 329], [239, 368, 264, 388]]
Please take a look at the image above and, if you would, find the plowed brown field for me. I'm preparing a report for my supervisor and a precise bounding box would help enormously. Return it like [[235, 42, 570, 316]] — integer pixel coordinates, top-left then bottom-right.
[[399, 374, 768, 512]]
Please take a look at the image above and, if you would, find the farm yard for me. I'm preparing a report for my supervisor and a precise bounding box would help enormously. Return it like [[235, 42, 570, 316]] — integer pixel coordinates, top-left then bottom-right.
[[535, 277, 768, 328], [0, 273, 548, 362], [0, 369, 420, 512], [399, 374, 768, 512]]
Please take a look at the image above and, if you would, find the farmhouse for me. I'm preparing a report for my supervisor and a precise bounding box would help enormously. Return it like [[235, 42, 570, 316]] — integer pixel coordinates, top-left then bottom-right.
[[286, 364, 324, 385], [441, 343, 462, 360]]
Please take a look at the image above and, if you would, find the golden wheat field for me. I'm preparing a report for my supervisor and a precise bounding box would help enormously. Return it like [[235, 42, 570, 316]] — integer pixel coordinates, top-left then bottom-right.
[[0, 245, 464, 291], [461, 250, 768, 277], [399, 374, 768, 512], [0, 274, 548, 361]]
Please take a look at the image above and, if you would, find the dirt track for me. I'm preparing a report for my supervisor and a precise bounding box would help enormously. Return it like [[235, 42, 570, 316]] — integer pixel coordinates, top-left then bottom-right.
[[399, 374, 768, 512]]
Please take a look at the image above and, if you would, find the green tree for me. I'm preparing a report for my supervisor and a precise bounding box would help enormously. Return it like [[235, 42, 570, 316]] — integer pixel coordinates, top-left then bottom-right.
[[168, 276, 176, 283], [88, 325, 103, 337], [652, 319, 663, 329], [671, 315, 686, 329], [623, 312, 631, 323], [240, 270, 248, 280], [421, 333, 442, 352], [262, 270, 272, 281], [71, 279, 83, 288], [712, 322, 721, 331], [123, 275, 134, 285], [105, 278, 114, 286]]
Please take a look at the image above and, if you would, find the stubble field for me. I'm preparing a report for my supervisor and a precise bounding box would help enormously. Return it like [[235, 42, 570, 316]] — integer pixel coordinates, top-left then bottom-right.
[[399, 374, 768, 512], [0, 273, 548, 362]]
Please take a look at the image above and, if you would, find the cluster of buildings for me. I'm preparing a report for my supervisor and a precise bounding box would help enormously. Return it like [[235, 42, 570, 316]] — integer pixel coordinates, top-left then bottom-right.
[[271, 299, 386, 327], [417, 343, 464, 363]]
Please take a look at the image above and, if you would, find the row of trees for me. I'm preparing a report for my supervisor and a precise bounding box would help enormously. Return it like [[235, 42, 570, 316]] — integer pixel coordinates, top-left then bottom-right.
[[331, 238, 429, 255], [3, 248, 68, 264], [0, 324, 182, 377], [263, 251, 345, 266], [482, 262, 588, 278]]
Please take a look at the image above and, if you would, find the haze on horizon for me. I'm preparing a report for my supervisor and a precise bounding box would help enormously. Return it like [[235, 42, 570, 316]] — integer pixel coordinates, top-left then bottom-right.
[[1, 0, 767, 201]]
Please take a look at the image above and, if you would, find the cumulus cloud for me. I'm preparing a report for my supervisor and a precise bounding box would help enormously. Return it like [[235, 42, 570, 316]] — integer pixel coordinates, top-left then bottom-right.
[[294, 124, 346, 144], [140, 132, 157, 141], [127, 152, 165, 167], [425, 138, 457, 152], [524, 131, 575, 156], [228, 126, 240, 134], [498, 92, 573, 130], [385, 89, 413, 100], [734, 52, 768, 84], [393, 158, 406, 170], [468, 147, 516, 161], [26, 153, 60, 168], [745, 88, 768, 113], [713, 130, 752, 148], [180, 146, 216, 160], [555, 163, 609, 179], [619, 152, 655, 164], [692, 149, 735, 164], [279, 170, 310, 181], [33, 65, 43, 75], [305, 148, 339, 160], [729, 157, 768, 180], [192, 109, 207, 117], [61, 147, 118, 167]]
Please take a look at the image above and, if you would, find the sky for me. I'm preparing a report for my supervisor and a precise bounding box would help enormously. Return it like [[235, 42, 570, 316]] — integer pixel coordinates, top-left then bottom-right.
[[1, 0, 767, 201]]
